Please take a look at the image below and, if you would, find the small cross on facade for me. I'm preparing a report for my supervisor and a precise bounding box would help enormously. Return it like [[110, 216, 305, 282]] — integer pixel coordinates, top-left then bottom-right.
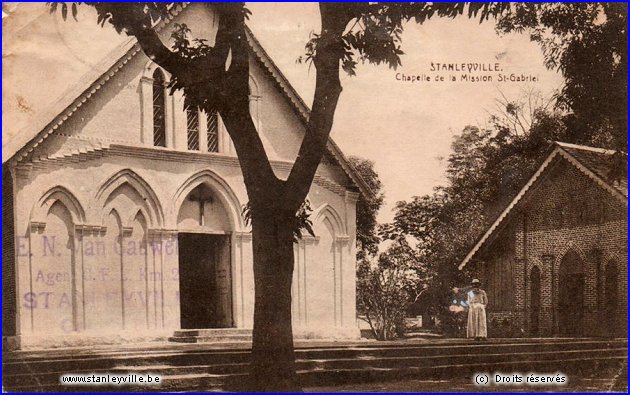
[[188, 185, 214, 226]]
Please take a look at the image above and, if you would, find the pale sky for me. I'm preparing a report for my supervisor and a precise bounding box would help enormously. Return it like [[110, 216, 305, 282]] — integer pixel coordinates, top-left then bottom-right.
[[3, 2, 564, 224], [246, 3, 564, 223]]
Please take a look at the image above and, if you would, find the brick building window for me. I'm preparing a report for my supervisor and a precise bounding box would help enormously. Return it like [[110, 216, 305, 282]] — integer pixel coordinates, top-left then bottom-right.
[[530, 266, 541, 335], [152, 69, 167, 147], [598, 201, 606, 223], [498, 259, 514, 310], [485, 257, 514, 311], [604, 261, 618, 335], [558, 205, 567, 228]]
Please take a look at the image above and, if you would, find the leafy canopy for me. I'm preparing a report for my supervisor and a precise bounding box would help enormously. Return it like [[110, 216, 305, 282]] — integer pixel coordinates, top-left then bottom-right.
[[495, 2, 627, 150], [299, 3, 511, 76], [349, 156, 384, 260]]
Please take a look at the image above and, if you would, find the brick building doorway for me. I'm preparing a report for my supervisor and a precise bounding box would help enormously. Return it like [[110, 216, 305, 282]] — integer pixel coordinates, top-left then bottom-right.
[[557, 250, 585, 337]]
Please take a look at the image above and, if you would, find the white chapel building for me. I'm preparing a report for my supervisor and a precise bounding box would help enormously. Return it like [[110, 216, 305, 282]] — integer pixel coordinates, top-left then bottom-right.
[[2, 3, 370, 349]]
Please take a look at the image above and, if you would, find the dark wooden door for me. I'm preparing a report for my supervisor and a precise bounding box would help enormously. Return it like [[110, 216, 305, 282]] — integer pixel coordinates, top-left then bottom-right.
[[178, 233, 232, 329], [178, 233, 215, 329], [558, 274, 584, 337]]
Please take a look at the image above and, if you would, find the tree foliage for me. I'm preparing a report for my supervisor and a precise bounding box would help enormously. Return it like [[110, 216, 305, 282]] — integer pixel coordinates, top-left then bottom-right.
[[382, 3, 627, 322], [297, 3, 511, 75], [495, 2, 627, 150], [357, 239, 428, 340], [348, 156, 384, 260], [241, 200, 315, 243], [387, 84, 625, 320]]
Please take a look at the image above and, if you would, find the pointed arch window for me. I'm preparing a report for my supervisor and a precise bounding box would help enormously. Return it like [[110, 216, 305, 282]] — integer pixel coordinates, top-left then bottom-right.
[[184, 97, 200, 151], [152, 69, 166, 147], [206, 108, 219, 153]]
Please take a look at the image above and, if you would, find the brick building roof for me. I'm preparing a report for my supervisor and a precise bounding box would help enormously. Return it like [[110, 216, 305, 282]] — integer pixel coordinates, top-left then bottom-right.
[[459, 141, 628, 270], [556, 142, 628, 198]]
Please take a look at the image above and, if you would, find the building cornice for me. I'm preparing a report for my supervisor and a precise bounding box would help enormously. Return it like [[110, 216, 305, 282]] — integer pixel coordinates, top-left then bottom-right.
[[28, 143, 351, 197]]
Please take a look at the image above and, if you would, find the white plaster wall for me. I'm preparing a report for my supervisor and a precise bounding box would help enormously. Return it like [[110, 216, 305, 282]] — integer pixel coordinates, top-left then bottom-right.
[[29, 3, 350, 186], [10, 3, 361, 343], [12, 148, 359, 341]]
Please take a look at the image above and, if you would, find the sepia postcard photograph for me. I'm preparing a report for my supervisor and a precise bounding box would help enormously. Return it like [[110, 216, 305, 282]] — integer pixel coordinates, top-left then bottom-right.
[[2, 1, 627, 392]]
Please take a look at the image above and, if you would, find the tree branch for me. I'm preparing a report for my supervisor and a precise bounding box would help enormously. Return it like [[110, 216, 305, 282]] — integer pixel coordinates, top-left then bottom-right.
[[284, 3, 354, 211], [134, 26, 190, 74], [214, 5, 280, 203], [91, 2, 193, 76]]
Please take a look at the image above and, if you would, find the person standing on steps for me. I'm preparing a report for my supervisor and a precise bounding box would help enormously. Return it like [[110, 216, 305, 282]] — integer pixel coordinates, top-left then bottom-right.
[[467, 279, 488, 341]]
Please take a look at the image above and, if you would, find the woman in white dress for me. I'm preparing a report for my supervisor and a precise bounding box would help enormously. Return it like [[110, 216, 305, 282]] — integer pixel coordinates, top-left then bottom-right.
[[467, 279, 488, 340]]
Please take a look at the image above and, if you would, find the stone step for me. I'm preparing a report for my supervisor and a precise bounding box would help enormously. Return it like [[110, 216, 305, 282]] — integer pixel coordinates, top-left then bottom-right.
[[8, 354, 625, 392], [171, 329, 252, 337], [140, 355, 625, 392], [169, 328, 253, 343], [294, 355, 627, 390], [3, 341, 627, 376], [168, 334, 253, 343], [9, 338, 625, 361], [4, 345, 625, 389], [5, 339, 624, 369]]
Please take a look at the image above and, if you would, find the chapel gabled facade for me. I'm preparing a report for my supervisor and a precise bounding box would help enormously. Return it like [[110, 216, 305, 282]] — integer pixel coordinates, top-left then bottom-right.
[[2, 3, 369, 349]]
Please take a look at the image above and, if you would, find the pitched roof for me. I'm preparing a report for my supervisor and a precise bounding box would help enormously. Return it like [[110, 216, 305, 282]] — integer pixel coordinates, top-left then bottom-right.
[[555, 142, 628, 197], [3, 3, 373, 200], [459, 141, 628, 270]]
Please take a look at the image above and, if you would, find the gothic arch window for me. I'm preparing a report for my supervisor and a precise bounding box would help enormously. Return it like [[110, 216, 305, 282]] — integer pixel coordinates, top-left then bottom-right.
[[558, 204, 567, 228], [184, 97, 200, 151], [152, 69, 167, 147], [206, 108, 219, 153], [578, 200, 587, 223]]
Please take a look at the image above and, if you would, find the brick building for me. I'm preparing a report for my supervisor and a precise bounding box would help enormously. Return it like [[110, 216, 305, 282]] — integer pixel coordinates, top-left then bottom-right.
[[3, 3, 368, 349], [459, 142, 627, 338]]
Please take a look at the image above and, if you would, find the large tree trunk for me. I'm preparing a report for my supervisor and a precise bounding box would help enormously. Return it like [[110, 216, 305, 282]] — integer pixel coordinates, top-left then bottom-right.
[[239, 6, 349, 390], [106, 3, 350, 392], [217, 17, 302, 388], [248, 206, 300, 391]]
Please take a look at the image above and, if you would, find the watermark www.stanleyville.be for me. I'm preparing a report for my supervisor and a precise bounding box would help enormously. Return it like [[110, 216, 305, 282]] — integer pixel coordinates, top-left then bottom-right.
[[474, 372, 568, 386], [60, 373, 161, 386]]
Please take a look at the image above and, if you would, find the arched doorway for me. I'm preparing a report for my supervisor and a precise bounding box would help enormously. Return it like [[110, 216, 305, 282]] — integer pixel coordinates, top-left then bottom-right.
[[557, 250, 585, 337], [177, 183, 233, 329], [530, 266, 541, 336], [604, 261, 618, 337]]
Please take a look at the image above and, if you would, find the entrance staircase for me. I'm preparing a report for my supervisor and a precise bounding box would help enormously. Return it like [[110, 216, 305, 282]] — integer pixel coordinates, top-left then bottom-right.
[[3, 338, 626, 392], [168, 329, 252, 343]]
